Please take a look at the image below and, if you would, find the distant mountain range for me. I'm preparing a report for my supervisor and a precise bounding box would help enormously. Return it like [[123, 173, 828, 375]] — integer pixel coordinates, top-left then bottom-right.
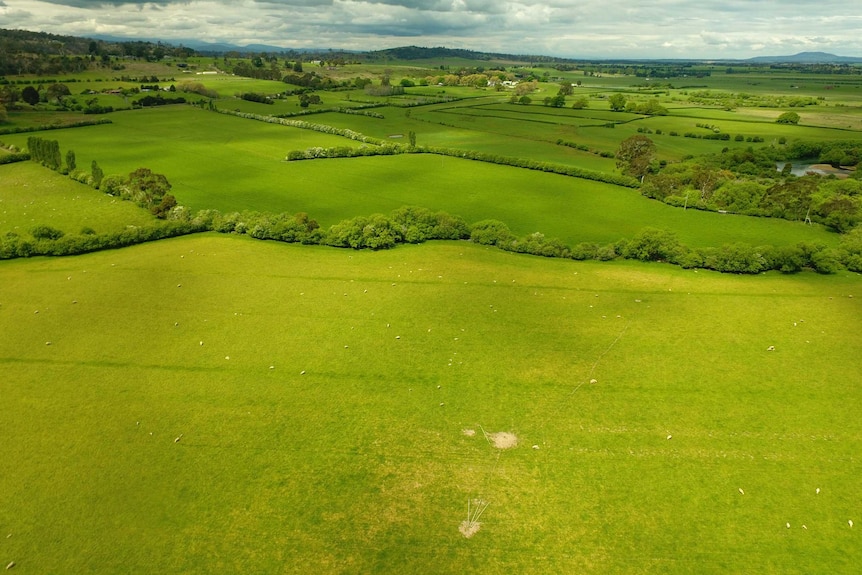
[[745, 51, 862, 64], [5, 29, 862, 63]]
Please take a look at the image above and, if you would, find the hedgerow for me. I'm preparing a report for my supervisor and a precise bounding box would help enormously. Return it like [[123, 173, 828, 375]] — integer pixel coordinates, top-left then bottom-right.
[[0, 118, 111, 135]]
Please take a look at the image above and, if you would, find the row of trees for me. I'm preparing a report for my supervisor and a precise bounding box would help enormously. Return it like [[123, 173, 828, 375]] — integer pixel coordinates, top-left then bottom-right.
[[26, 136, 63, 170], [608, 94, 668, 115]]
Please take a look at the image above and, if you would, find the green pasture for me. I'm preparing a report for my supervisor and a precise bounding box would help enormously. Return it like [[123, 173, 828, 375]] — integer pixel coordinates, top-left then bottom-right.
[[1, 234, 859, 574], [0, 107, 840, 249], [176, 74, 288, 98], [0, 161, 157, 237]]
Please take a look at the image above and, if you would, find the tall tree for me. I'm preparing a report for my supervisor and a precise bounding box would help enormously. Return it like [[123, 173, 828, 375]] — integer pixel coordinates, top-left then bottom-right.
[[616, 135, 656, 180], [608, 93, 627, 112]]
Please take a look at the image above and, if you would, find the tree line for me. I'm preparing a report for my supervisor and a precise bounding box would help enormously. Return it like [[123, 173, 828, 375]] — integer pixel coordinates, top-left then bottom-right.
[[7, 196, 862, 275]]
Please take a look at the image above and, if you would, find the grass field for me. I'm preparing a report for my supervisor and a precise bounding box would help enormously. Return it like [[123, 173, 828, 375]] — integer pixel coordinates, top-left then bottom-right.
[[0, 107, 841, 250], [1, 234, 860, 573], [0, 161, 158, 236]]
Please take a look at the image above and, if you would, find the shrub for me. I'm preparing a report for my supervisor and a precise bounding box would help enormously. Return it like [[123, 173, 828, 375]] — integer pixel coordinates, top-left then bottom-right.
[[623, 227, 683, 262], [776, 111, 801, 125], [30, 225, 65, 241], [470, 220, 515, 246]]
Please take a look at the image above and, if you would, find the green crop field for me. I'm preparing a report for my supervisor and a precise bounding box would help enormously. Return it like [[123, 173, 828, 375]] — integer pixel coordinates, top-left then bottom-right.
[[1, 235, 860, 574]]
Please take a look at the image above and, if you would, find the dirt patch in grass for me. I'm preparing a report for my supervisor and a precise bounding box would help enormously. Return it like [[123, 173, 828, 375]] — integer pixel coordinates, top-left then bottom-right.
[[488, 431, 518, 449]]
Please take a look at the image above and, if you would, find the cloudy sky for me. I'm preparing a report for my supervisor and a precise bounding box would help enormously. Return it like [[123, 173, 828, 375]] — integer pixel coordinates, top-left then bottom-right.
[[2, 0, 861, 59]]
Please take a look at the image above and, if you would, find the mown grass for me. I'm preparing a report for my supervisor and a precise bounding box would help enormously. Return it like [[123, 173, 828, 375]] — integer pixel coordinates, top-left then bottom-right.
[[1, 234, 859, 574], [0, 161, 158, 237]]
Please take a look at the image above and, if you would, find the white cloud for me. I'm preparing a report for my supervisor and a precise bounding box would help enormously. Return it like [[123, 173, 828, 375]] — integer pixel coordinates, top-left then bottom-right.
[[1, 0, 861, 58]]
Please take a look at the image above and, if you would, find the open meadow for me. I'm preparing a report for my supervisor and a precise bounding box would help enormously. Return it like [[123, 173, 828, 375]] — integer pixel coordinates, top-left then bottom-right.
[[2, 40, 862, 574], [1, 234, 860, 574]]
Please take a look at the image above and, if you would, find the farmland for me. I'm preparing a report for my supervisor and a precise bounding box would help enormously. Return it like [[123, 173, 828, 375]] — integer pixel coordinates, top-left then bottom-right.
[[1, 35, 862, 573], [2, 235, 861, 574]]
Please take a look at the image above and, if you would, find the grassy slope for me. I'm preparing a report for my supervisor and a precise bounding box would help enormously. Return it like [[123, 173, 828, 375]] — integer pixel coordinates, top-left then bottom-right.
[[0, 161, 158, 236], [1, 234, 860, 574]]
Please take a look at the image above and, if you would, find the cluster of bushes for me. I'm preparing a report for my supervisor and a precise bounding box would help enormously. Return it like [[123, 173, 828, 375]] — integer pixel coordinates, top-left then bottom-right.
[[199, 206, 469, 250], [611, 227, 842, 274], [232, 62, 281, 82], [239, 92, 273, 104], [468, 222, 850, 274], [100, 167, 178, 218], [133, 94, 187, 108], [0, 152, 30, 165], [83, 103, 114, 114], [177, 82, 218, 99], [364, 85, 406, 97], [685, 131, 731, 141], [627, 99, 668, 115], [685, 90, 822, 110], [286, 144, 400, 161], [0, 221, 203, 259], [282, 72, 339, 90], [337, 108, 385, 119], [0, 141, 29, 164]]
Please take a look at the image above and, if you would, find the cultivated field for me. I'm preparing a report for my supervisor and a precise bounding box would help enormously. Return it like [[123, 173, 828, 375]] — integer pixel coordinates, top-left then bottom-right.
[[1, 234, 860, 574]]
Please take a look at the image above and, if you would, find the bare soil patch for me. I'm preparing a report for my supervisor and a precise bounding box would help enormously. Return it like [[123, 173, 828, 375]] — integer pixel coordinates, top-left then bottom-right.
[[488, 431, 518, 449]]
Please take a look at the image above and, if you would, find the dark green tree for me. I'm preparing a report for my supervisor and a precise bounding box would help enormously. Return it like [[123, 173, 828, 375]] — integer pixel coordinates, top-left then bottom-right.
[[91, 160, 104, 189], [21, 86, 39, 106]]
